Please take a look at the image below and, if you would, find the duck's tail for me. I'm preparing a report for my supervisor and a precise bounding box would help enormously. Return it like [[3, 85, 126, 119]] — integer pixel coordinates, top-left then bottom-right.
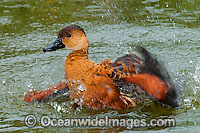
[[23, 81, 69, 103], [113, 46, 178, 107], [136, 46, 178, 107]]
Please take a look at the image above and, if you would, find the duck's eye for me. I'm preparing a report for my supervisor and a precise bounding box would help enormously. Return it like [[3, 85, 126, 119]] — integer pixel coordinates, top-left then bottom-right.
[[67, 34, 71, 38]]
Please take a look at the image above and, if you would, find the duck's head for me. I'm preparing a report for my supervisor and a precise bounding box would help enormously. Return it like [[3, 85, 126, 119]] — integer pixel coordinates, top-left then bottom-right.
[[43, 25, 89, 52]]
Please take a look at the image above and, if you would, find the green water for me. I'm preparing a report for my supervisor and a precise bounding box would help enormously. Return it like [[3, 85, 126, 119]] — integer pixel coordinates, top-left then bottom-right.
[[0, 0, 199, 132]]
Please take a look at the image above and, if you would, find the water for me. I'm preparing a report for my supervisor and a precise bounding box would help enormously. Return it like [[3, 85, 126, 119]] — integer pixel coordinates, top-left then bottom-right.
[[0, 0, 199, 132]]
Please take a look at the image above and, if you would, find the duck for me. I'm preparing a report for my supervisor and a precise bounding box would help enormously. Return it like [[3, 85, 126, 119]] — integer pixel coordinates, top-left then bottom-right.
[[24, 25, 178, 110]]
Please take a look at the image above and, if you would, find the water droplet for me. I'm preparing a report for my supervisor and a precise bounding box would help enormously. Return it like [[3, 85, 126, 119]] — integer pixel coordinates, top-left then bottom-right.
[[28, 83, 32, 88], [57, 105, 61, 112], [53, 89, 58, 93], [77, 84, 86, 92]]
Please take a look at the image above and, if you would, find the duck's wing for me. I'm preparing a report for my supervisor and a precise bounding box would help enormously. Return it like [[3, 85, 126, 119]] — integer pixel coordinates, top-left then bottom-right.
[[110, 46, 178, 107], [24, 81, 69, 103]]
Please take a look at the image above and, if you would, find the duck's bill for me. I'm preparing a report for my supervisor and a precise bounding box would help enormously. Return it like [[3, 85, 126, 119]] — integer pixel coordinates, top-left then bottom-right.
[[43, 37, 65, 52]]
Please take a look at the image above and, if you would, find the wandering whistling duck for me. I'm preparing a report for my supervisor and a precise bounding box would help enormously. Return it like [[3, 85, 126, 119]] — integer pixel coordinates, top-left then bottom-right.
[[24, 25, 178, 110]]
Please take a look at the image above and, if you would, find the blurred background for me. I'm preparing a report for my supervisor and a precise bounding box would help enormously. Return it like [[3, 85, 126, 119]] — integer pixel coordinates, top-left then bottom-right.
[[0, 0, 199, 132]]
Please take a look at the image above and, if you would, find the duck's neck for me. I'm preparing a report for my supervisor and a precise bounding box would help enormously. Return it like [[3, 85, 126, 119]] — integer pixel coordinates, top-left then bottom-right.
[[67, 49, 88, 61]]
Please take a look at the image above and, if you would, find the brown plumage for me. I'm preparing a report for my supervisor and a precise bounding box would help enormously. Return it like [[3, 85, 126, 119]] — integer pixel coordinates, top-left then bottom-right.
[[24, 25, 178, 109]]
